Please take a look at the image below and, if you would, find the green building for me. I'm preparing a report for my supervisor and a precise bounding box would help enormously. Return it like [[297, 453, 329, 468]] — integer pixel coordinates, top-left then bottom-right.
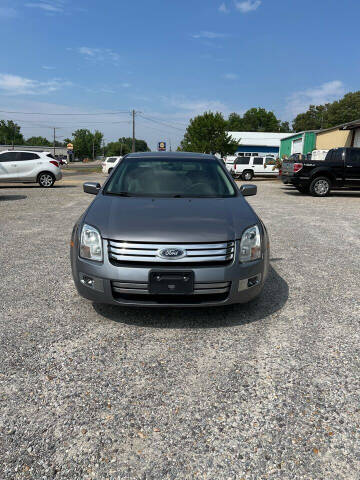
[[279, 131, 317, 159]]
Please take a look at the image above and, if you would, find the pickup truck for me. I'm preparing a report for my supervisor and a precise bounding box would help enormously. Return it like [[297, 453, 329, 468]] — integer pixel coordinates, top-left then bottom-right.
[[281, 147, 360, 196]]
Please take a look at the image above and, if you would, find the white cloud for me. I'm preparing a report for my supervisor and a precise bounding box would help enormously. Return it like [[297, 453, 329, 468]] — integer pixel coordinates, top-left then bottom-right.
[[286, 80, 346, 117], [219, 3, 230, 13], [73, 47, 121, 64], [0, 73, 72, 95], [234, 0, 261, 13], [0, 7, 17, 18], [192, 31, 228, 39], [223, 73, 238, 80], [25, 2, 64, 13]]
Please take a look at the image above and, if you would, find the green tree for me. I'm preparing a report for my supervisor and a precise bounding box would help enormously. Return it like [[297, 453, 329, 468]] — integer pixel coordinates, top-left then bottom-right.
[[327, 91, 360, 126], [105, 141, 131, 157], [25, 136, 52, 146], [180, 111, 237, 155], [0, 120, 24, 145], [241, 108, 281, 132], [71, 129, 104, 160], [292, 104, 329, 132], [227, 112, 244, 131], [118, 137, 150, 153]]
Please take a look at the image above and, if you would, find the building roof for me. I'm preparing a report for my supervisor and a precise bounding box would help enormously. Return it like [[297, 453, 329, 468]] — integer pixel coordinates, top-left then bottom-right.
[[317, 119, 360, 132], [227, 131, 290, 147]]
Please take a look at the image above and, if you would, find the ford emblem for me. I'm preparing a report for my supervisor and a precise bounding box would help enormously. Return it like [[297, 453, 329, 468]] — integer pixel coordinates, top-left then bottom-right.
[[158, 247, 186, 260]]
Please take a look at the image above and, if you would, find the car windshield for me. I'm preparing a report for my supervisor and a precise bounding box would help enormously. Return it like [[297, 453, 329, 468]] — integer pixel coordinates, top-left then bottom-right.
[[104, 157, 236, 198]]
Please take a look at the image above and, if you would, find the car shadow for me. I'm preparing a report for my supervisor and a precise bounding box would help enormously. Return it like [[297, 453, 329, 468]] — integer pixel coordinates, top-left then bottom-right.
[[93, 265, 289, 329], [0, 185, 76, 189], [282, 190, 360, 197], [0, 194, 27, 201]]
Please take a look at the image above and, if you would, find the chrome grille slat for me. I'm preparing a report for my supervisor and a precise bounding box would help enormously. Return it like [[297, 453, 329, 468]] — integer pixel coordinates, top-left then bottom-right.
[[108, 240, 235, 264], [111, 280, 231, 296]]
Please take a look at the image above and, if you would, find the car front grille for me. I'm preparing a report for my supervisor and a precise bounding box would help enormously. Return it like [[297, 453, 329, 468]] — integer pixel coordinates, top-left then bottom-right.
[[108, 240, 235, 266], [111, 280, 231, 304]]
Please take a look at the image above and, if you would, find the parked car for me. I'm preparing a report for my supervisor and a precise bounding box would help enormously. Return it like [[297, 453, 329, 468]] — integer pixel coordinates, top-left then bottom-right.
[[102, 156, 123, 174], [71, 152, 270, 307], [0, 150, 62, 187], [311, 149, 329, 161], [234, 156, 279, 180], [281, 147, 360, 196], [224, 155, 238, 175]]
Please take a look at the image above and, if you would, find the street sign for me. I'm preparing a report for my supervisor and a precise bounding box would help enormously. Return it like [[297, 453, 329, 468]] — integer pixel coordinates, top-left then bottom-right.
[[158, 141, 166, 151], [67, 143, 74, 150]]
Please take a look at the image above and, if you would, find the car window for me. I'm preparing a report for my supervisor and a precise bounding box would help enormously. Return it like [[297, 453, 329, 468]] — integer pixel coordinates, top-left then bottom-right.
[[349, 149, 360, 163], [104, 157, 236, 198], [265, 157, 276, 165], [236, 157, 250, 165], [107, 157, 117, 163], [18, 152, 40, 161], [253, 157, 264, 165], [0, 152, 19, 162]]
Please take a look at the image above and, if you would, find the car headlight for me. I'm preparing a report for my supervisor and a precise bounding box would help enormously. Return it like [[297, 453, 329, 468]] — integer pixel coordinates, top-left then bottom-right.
[[80, 224, 103, 262], [239, 225, 261, 263]]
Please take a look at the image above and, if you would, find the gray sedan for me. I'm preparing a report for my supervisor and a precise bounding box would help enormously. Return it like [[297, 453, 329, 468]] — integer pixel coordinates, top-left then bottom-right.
[[70, 152, 269, 307]]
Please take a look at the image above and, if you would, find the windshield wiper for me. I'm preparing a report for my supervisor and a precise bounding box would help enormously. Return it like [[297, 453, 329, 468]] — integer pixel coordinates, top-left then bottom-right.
[[105, 191, 135, 197]]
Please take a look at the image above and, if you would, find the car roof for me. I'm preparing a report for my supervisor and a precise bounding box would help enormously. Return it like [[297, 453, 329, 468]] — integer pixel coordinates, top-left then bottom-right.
[[0, 150, 50, 153], [126, 152, 217, 160]]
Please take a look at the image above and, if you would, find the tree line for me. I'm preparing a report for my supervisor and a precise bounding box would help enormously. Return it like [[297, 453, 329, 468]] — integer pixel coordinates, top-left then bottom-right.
[[0, 121, 150, 160], [180, 90, 360, 155]]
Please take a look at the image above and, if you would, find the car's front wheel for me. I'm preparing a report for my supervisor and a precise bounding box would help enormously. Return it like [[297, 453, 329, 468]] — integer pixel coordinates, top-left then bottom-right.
[[38, 172, 55, 187], [309, 176, 331, 197], [242, 170, 253, 181]]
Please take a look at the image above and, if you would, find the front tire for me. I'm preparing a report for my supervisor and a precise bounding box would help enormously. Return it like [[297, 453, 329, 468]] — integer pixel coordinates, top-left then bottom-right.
[[309, 176, 331, 197], [242, 170, 253, 181], [38, 172, 55, 188]]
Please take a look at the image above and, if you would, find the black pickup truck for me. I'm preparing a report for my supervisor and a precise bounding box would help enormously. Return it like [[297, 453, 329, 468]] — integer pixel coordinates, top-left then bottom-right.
[[281, 148, 360, 196]]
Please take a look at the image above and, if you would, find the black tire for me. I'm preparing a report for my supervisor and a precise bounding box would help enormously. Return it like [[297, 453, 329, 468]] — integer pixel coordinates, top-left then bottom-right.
[[108, 168, 113, 174], [242, 170, 253, 181], [296, 185, 309, 194], [38, 172, 55, 188], [309, 176, 331, 197]]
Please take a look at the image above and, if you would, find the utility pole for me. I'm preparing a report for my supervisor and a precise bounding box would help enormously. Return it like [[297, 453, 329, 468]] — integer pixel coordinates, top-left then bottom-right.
[[92, 133, 95, 160], [132, 109, 136, 152], [53, 127, 56, 156]]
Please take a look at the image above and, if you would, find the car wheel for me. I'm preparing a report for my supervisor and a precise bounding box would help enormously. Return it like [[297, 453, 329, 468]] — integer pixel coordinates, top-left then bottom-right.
[[296, 185, 309, 194], [309, 176, 331, 197], [242, 170, 253, 181], [108, 168, 113, 174], [38, 172, 55, 187]]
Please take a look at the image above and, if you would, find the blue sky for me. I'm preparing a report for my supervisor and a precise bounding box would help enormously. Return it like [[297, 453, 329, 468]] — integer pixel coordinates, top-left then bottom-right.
[[0, 0, 359, 148]]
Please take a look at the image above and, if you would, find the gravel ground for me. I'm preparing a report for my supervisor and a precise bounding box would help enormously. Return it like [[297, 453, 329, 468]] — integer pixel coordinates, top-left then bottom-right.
[[0, 173, 359, 480]]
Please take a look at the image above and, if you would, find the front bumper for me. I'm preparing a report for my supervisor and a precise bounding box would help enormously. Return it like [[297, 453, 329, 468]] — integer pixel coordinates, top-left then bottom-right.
[[71, 240, 269, 307]]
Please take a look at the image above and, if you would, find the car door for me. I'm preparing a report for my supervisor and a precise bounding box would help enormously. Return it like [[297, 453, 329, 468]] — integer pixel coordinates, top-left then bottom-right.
[[0, 151, 20, 181], [345, 148, 360, 186], [264, 157, 277, 176], [16, 152, 42, 180], [252, 157, 265, 176]]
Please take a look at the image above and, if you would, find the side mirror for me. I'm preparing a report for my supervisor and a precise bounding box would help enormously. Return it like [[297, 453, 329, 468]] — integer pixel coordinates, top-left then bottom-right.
[[240, 184, 257, 197], [83, 182, 101, 195]]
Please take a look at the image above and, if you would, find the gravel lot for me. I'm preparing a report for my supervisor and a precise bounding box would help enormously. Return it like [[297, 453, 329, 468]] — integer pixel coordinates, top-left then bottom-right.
[[0, 172, 359, 480]]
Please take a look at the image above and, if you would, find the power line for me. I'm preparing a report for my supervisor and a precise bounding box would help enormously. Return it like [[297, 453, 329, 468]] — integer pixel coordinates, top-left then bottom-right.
[[139, 114, 185, 132], [0, 110, 130, 116]]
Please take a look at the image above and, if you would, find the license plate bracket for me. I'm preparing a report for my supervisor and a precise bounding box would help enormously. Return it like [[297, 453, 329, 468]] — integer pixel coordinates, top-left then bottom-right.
[[149, 271, 194, 295]]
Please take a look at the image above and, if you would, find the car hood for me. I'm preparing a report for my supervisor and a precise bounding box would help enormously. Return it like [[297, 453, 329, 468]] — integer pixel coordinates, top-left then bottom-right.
[[84, 194, 258, 243]]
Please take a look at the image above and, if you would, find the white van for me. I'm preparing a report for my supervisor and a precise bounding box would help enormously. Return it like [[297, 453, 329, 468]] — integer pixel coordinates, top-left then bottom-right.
[[234, 156, 279, 180], [102, 156, 123, 174]]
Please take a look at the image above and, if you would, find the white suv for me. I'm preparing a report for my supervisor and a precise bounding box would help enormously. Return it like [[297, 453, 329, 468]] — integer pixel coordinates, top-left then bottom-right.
[[102, 156, 123, 174], [0, 150, 62, 187], [234, 156, 278, 180]]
